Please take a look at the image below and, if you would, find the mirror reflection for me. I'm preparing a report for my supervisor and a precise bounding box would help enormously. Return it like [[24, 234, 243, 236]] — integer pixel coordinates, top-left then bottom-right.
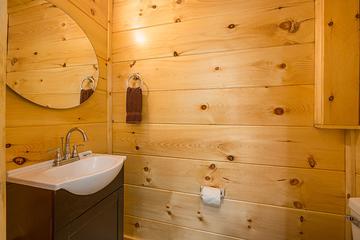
[[7, 0, 99, 109]]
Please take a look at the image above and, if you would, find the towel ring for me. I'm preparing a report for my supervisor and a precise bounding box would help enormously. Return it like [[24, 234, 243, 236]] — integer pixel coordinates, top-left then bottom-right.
[[81, 76, 96, 90], [127, 73, 142, 88]]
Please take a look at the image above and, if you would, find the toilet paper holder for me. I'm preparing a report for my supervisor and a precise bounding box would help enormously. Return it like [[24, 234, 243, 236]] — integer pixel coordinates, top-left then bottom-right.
[[200, 186, 225, 199]]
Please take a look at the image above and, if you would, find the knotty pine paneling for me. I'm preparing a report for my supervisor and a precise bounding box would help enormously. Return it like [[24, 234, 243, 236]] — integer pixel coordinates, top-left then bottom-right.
[[113, 85, 314, 126], [0, 0, 7, 237], [112, 0, 347, 239], [113, 124, 344, 171], [6, 0, 110, 169], [125, 185, 345, 240], [112, 1, 314, 61], [315, 0, 360, 126], [113, 0, 314, 32], [124, 215, 244, 240], [125, 154, 345, 214], [113, 43, 314, 92]]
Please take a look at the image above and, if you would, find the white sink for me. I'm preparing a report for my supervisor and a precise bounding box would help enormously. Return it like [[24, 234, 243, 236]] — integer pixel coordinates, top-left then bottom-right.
[[7, 152, 126, 195]]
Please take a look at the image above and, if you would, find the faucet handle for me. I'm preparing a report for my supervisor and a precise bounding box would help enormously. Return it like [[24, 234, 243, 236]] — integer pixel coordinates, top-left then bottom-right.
[[48, 147, 63, 166], [71, 144, 84, 158]]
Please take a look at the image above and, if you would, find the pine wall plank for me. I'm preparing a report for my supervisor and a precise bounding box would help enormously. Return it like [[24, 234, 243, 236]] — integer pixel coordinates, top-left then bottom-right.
[[124, 215, 245, 240], [113, 1, 314, 61], [112, 44, 314, 92], [113, 0, 314, 32], [113, 85, 314, 126], [113, 124, 344, 171]]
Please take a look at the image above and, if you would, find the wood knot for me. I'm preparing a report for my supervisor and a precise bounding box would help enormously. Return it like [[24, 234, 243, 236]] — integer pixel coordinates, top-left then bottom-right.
[[347, 193, 351, 199], [274, 107, 285, 115], [145, 177, 152, 183], [204, 175, 211, 181], [5, 143, 11, 148], [173, 51, 179, 57], [307, 156, 316, 168], [214, 66, 221, 71], [176, 0, 182, 4], [247, 225, 252, 229], [293, 201, 304, 209], [11, 58, 18, 66], [289, 178, 300, 186], [228, 24, 236, 29], [328, 95, 334, 102], [299, 216, 304, 222], [62, 63, 67, 67], [356, 13, 360, 19], [134, 222, 140, 228], [166, 210, 172, 215], [12, 157, 26, 166], [328, 20, 334, 27], [227, 155, 235, 161], [197, 211, 203, 221], [33, 52, 38, 55], [143, 166, 149, 172], [200, 104, 208, 110], [152, 5, 157, 9], [175, 18, 181, 23], [279, 20, 300, 33], [61, 23, 66, 27], [135, 146, 140, 150], [209, 163, 216, 170], [247, 219, 252, 223], [279, 63, 287, 69], [130, 60, 137, 68]]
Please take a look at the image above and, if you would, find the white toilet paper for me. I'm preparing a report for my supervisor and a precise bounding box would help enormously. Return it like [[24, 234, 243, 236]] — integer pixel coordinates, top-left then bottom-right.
[[201, 186, 222, 207]]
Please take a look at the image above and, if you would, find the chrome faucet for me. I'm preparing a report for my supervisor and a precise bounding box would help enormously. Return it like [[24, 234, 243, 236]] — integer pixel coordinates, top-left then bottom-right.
[[51, 127, 89, 167], [64, 127, 88, 160]]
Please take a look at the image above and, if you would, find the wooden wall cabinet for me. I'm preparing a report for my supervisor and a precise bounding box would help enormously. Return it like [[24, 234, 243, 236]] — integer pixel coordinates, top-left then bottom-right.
[[6, 170, 124, 240], [315, 0, 360, 128]]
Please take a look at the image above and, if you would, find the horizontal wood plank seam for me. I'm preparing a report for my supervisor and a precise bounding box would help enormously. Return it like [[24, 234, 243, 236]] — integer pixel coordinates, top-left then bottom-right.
[[112, 84, 315, 94], [6, 121, 107, 129], [114, 152, 345, 172], [112, 42, 315, 63]]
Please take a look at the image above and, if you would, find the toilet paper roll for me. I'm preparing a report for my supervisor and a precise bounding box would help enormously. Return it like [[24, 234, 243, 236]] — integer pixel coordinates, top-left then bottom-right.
[[201, 186, 222, 207]]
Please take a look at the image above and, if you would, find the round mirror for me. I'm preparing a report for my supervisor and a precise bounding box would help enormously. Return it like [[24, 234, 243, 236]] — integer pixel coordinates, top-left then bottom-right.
[[7, 0, 99, 109]]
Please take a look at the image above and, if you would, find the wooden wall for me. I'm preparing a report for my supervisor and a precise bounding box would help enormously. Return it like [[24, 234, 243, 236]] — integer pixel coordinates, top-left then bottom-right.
[[0, 0, 7, 238], [111, 0, 347, 239], [5, 0, 110, 170]]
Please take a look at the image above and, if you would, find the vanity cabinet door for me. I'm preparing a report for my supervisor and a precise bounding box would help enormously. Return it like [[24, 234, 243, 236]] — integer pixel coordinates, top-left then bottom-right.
[[55, 190, 122, 240]]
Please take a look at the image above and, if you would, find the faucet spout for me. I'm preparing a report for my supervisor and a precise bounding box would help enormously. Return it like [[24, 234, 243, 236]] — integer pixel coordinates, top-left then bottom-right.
[[66, 127, 88, 143]]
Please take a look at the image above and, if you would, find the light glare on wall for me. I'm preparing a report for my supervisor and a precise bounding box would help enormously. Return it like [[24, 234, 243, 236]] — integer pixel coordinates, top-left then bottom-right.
[[134, 31, 146, 45]]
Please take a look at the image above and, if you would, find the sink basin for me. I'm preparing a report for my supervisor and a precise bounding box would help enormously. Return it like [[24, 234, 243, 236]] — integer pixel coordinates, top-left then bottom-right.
[[7, 152, 126, 195]]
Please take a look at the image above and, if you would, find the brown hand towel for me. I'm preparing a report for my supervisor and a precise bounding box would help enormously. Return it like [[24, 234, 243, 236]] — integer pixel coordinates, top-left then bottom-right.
[[126, 87, 142, 124], [80, 89, 94, 104]]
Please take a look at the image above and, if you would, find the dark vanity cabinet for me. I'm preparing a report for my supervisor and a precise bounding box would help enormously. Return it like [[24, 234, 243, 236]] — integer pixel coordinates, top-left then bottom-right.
[[7, 169, 124, 240]]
